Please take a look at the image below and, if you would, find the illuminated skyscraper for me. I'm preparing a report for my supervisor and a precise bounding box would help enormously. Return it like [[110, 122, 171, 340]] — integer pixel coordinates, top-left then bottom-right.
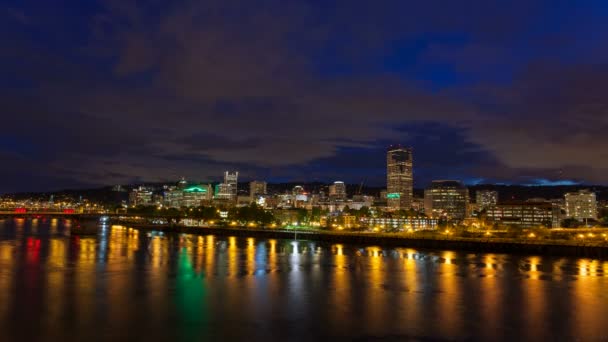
[[476, 190, 498, 209], [224, 171, 238, 199], [329, 181, 347, 200], [249, 181, 267, 197], [424, 180, 469, 220], [386, 145, 413, 209]]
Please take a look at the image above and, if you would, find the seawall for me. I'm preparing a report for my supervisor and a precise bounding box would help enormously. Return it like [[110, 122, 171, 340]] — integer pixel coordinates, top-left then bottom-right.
[[116, 222, 608, 259]]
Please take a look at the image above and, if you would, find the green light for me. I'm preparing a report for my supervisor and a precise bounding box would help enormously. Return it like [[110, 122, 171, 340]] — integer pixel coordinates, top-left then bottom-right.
[[387, 193, 401, 199], [184, 186, 207, 193]]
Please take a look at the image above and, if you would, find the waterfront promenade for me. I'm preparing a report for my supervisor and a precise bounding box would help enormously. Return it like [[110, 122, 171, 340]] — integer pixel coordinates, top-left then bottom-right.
[[115, 221, 608, 258]]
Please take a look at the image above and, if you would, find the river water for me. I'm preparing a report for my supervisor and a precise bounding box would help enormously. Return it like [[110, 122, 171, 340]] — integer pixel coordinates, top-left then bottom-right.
[[0, 218, 606, 341]]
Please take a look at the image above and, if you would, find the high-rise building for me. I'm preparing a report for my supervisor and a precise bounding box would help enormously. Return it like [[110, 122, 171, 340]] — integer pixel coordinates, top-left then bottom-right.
[[129, 186, 153, 206], [386, 145, 413, 210], [424, 180, 469, 220], [293, 185, 305, 196], [164, 187, 183, 208], [249, 181, 267, 197], [182, 184, 213, 207], [224, 171, 239, 199], [292, 185, 308, 208], [476, 190, 498, 210], [215, 183, 234, 200], [329, 181, 346, 200], [565, 190, 597, 221]]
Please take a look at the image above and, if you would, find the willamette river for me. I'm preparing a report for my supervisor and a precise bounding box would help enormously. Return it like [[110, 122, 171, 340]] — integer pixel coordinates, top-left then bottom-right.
[[0, 218, 606, 341]]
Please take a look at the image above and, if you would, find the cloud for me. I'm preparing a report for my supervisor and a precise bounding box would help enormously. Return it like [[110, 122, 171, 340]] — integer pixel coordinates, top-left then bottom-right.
[[1, 0, 608, 191]]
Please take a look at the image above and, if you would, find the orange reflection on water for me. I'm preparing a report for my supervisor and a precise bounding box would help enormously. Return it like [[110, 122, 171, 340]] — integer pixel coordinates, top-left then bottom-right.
[[48, 239, 66, 268], [205, 235, 215, 276], [399, 247, 420, 329], [329, 243, 351, 332], [522, 256, 547, 341], [571, 258, 608, 339], [0, 243, 15, 323], [436, 251, 461, 337], [478, 254, 499, 340], [246, 238, 255, 274], [365, 247, 385, 332], [45, 239, 67, 335], [228, 237, 238, 276], [75, 237, 96, 325], [49, 218, 58, 234]]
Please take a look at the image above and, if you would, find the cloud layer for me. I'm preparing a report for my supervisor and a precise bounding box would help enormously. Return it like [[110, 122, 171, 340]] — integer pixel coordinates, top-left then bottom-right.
[[1, 0, 608, 192]]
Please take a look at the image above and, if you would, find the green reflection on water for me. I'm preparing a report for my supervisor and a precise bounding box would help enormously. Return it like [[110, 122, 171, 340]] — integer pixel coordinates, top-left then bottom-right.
[[176, 247, 208, 339]]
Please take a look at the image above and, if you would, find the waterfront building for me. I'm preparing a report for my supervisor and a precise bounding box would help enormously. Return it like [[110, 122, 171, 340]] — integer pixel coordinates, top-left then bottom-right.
[[129, 186, 153, 206], [424, 180, 469, 220], [164, 186, 183, 208], [329, 181, 346, 201], [362, 217, 438, 231], [292, 186, 308, 208], [182, 184, 213, 207], [386, 145, 413, 210], [215, 183, 234, 200], [486, 202, 560, 228], [224, 171, 239, 199], [565, 190, 597, 221], [249, 181, 267, 198], [476, 190, 498, 209], [177, 177, 188, 189], [129, 187, 150, 206], [163, 183, 213, 208], [329, 181, 347, 200]]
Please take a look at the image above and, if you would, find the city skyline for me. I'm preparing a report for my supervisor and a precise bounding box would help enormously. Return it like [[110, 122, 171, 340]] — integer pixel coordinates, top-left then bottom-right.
[[3, 2, 608, 341]]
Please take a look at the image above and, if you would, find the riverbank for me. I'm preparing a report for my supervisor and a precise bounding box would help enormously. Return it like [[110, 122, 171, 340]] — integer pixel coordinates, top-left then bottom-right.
[[115, 222, 608, 258]]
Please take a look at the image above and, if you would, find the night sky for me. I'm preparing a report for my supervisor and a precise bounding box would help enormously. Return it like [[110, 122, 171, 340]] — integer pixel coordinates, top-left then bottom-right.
[[2, 0, 608, 192]]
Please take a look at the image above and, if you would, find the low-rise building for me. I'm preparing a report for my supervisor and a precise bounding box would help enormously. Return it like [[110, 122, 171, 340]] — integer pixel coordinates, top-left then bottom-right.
[[362, 217, 438, 231], [565, 190, 597, 221], [486, 202, 560, 228]]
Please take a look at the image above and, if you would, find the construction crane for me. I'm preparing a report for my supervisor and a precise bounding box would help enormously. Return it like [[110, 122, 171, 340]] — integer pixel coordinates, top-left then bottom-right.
[[357, 178, 366, 195]]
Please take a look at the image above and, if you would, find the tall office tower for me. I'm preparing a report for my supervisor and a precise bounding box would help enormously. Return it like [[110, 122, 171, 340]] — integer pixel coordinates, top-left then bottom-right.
[[424, 180, 469, 220], [329, 181, 347, 200], [249, 181, 267, 197], [129, 186, 153, 206], [224, 171, 239, 199], [565, 190, 597, 221], [476, 190, 498, 210], [386, 145, 413, 209]]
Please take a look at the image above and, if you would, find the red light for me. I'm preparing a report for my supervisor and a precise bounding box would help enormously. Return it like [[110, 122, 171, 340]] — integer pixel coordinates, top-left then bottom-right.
[[63, 209, 75, 214], [14, 208, 26, 214]]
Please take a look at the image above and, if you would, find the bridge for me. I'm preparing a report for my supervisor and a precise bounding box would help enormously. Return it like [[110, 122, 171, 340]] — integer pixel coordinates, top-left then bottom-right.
[[0, 208, 110, 218]]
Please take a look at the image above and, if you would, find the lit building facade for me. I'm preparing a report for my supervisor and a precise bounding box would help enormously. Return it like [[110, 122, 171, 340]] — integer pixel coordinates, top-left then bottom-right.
[[224, 171, 239, 199], [249, 181, 267, 197], [164, 183, 212, 208], [486, 202, 560, 228], [565, 190, 597, 221], [129, 186, 153, 206], [387, 145, 413, 210], [424, 180, 469, 220], [362, 217, 438, 231], [329, 181, 347, 200], [476, 190, 498, 210], [215, 183, 234, 200], [182, 185, 213, 207]]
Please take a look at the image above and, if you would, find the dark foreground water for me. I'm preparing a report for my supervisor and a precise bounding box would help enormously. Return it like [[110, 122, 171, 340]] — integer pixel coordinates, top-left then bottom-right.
[[0, 218, 607, 341]]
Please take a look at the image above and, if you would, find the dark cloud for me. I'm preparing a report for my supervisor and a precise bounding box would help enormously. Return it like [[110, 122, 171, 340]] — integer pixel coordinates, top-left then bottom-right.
[[1, 0, 608, 192]]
